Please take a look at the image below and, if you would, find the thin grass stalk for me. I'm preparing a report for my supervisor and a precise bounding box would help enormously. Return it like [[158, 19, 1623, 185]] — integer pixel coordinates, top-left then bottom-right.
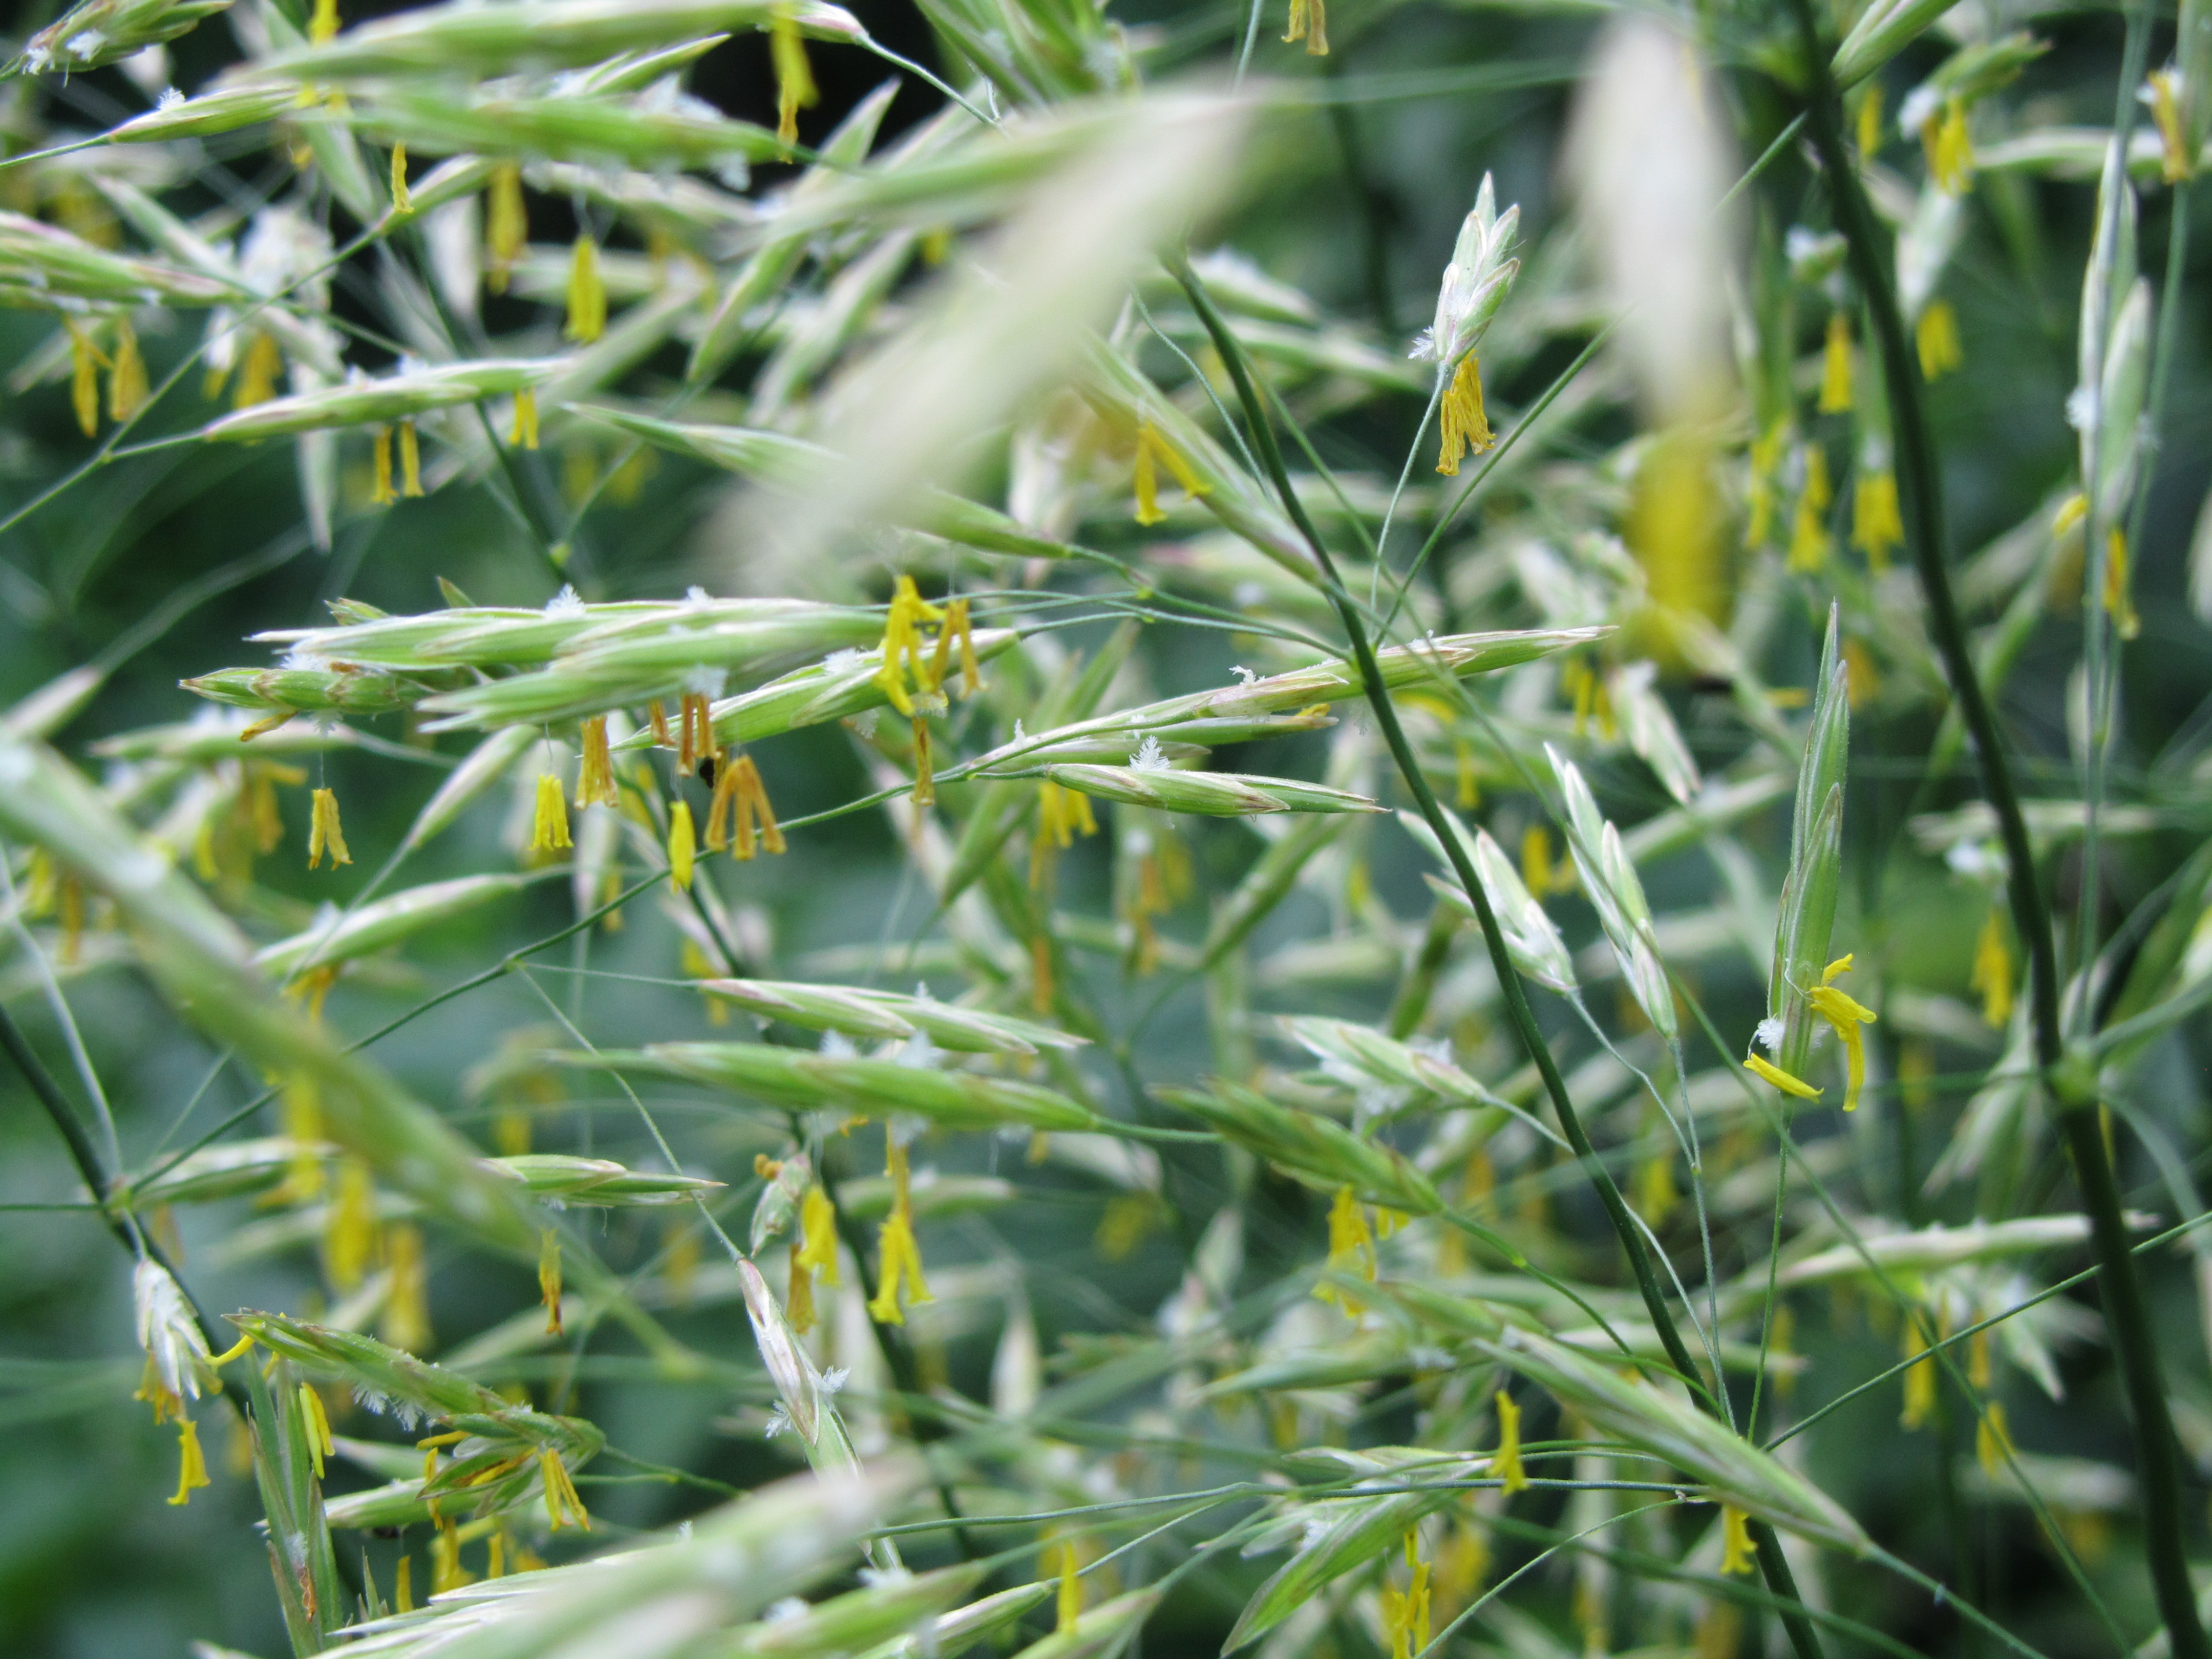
[[1169, 253, 1830, 1659]]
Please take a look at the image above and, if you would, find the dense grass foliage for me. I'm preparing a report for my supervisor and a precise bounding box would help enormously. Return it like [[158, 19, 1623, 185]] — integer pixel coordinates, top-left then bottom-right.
[[2, 1, 2210, 1657]]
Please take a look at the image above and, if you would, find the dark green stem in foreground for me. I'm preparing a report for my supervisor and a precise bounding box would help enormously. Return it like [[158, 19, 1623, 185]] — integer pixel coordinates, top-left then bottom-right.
[[0, 999, 230, 1353], [1171, 257, 1827, 1659], [1782, 12, 2209, 1659]]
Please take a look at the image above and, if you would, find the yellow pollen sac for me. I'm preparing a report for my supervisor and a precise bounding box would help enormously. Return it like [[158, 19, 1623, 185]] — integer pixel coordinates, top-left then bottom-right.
[[399, 420, 424, 497], [169, 1416, 212, 1505], [540, 1449, 591, 1530], [1718, 1506, 1756, 1575], [577, 717, 618, 808], [564, 235, 606, 345], [2102, 526, 2141, 640], [65, 319, 104, 437], [1055, 1539, 1082, 1631], [1380, 1530, 1432, 1659], [530, 773, 572, 854], [309, 0, 339, 45], [511, 388, 540, 450], [667, 800, 697, 891], [726, 755, 785, 858], [1856, 82, 1884, 156], [372, 425, 395, 505], [1970, 907, 2013, 1027], [390, 144, 411, 215], [1899, 1320, 1936, 1428], [108, 321, 148, 422], [1283, 0, 1328, 54], [1852, 470, 1905, 572], [1519, 824, 1551, 898], [1744, 1053, 1822, 1100], [324, 1156, 379, 1290], [1789, 451, 1833, 574], [1917, 299, 1963, 379], [1492, 1390, 1529, 1494], [797, 1185, 840, 1285], [771, 15, 819, 148], [867, 1140, 932, 1324], [235, 331, 284, 410], [1928, 98, 1975, 194], [1133, 422, 1208, 526], [381, 1222, 431, 1352], [1313, 1184, 1376, 1311], [486, 164, 527, 296], [307, 787, 352, 869], [786, 1241, 817, 1333], [539, 1228, 564, 1336], [930, 597, 981, 699], [301, 1382, 335, 1478], [431, 1519, 474, 1593], [1435, 355, 1495, 477], [874, 576, 945, 717], [2149, 70, 2195, 183], [1976, 1400, 2014, 1477], [1818, 313, 1853, 414], [2053, 492, 2088, 538], [1746, 423, 1788, 546], [1806, 964, 1877, 1113]]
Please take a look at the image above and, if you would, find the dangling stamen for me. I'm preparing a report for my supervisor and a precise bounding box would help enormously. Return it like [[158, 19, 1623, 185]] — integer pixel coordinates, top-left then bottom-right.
[[1718, 1507, 1756, 1575], [1819, 312, 1853, 413], [399, 420, 424, 497], [1917, 299, 1962, 378], [529, 773, 572, 854], [167, 1416, 211, 1505], [235, 331, 283, 410], [390, 143, 412, 215], [65, 319, 103, 437], [1491, 1390, 1529, 1493], [539, 1228, 564, 1335], [564, 234, 606, 344], [910, 718, 934, 807], [668, 800, 696, 891], [1435, 355, 1494, 476], [486, 163, 526, 296], [1852, 469, 1904, 571], [307, 788, 352, 869], [576, 716, 617, 807], [372, 426, 395, 505], [511, 388, 539, 450], [108, 321, 148, 421], [771, 14, 818, 148]]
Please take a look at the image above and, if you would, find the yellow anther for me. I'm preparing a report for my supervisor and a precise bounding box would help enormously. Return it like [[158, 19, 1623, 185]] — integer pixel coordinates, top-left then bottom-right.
[[1436, 355, 1494, 476], [307, 787, 351, 869], [564, 234, 606, 345], [539, 1228, 563, 1336], [390, 144, 411, 214], [1818, 313, 1852, 414], [771, 14, 818, 148], [1971, 907, 2013, 1028], [1313, 1185, 1376, 1312], [1743, 1053, 1822, 1100], [577, 717, 618, 807], [1917, 300, 1963, 379], [668, 800, 696, 891], [372, 425, 395, 505], [399, 420, 423, 497], [1283, 0, 1328, 54], [1718, 1506, 1756, 1575], [1492, 1390, 1529, 1493], [301, 1382, 334, 1478], [529, 773, 572, 854], [1852, 469, 1904, 572], [486, 164, 526, 296], [512, 388, 539, 450], [168, 1416, 212, 1505]]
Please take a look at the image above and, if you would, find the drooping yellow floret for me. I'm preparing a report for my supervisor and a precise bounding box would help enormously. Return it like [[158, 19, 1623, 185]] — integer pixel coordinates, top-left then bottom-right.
[[1852, 470, 1904, 571], [564, 235, 606, 344], [1818, 313, 1853, 414], [529, 773, 572, 854], [1436, 355, 1495, 477], [168, 1416, 211, 1505], [539, 1228, 564, 1335], [867, 1138, 933, 1324], [1971, 906, 2013, 1027], [307, 788, 351, 869], [668, 800, 696, 891], [486, 164, 526, 295], [1917, 300, 1963, 379], [577, 717, 618, 807], [1313, 1184, 1376, 1312], [1718, 1506, 1756, 1575], [1744, 1053, 1822, 1100], [1283, 0, 1327, 54], [1805, 954, 1878, 1113], [772, 14, 819, 147], [1492, 1390, 1529, 1494]]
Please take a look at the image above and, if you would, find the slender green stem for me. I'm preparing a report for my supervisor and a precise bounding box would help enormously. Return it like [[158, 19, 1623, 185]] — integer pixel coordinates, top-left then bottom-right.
[[1779, 9, 2208, 1657], [1170, 253, 1828, 1659]]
